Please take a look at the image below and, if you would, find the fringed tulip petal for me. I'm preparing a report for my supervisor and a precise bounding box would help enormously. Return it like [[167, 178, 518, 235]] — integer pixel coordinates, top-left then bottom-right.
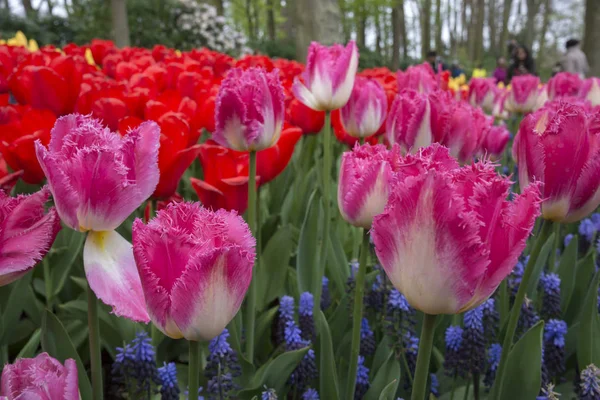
[[385, 89, 431, 154], [340, 77, 387, 138], [83, 230, 150, 322]]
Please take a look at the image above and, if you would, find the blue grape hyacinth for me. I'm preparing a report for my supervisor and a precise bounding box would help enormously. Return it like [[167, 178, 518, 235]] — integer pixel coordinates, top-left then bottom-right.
[[277, 295, 296, 345], [302, 388, 320, 400], [261, 388, 277, 400], [580, 364, 600, 400], [360, 318, 376, 356], [205, 329, 240, 398], [285, 320, 317, 391], [321, 276, 331, 310], [460, 306, 485, 377], [539, 273, 562, 319], [484, 343, 502, 388], [111, 331, 159, 397], [355, 355, 370, 400], [158, 362, 180, 400], [443, 325, 463, 377], [543, 319, 567, 379], [299, 292, 316, 341]]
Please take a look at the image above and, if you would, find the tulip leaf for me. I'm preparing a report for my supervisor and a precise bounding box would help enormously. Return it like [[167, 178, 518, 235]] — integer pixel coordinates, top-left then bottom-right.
[[237, 346, 310, 398], [257, 225, 293, 310], [297, 189, 323, 295], [378, 379, 400, 400], [371, 336, 393, 378], [17, 328, 41, 359], [498, 320, 544, 400], [578, 271, 600, 367], [565, 252, 596, 324], [41, 310, 92, 400], [557, 235, 578, 311], [526, 232, 554, 299], [316, 310, 340, 400], [0, 272, 32, 345], [50, 229, 85, 296], [364, 353, 401, 400], [255, 306, 279, 357], [327, 227, 350, 297]]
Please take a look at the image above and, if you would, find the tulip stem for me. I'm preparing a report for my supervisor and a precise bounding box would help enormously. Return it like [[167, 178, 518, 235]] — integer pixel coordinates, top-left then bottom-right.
[[346, 229, 370, 400], [43, 258, 52, 308], [87, 284, 104, 400], [188, 340, 201, 400], [490, 219, 554, 400], [549, 223, 560, 272], [411, 313, 437, 400], [245, 150, 258, 363], [314, 111, 332, 313]]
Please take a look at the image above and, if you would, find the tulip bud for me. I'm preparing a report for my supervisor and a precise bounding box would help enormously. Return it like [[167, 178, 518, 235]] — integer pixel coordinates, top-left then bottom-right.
[[292, 41, 359, 111], [214, 67, 285, 152], [468, 78, 497, 112], [513, 101, 600, 222], [340, 77, 388, 138], [133, 202, 256, 341]]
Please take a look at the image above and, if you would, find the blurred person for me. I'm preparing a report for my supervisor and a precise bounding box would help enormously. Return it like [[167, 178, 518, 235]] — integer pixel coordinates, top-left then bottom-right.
[[507, 45, 536, 81], [426, 50, 447, 71], [450, 60, 464, 78], [493, 57, 508, 84], [561, 38, 589, 78]]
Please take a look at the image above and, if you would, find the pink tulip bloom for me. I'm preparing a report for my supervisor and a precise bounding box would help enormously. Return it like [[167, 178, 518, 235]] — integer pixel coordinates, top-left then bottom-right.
[[513, 101, 600, 222], [481, 124, 511, 159], [214, 68, 285, 151], [386, 89, 431, 154], [293, 41, 359, 111], [580, 77, 600, 106], [1, 353, 79, 400], [0, 187, 61, 286], [132, 202, 255, 341], [35, 114, 160, 322], [372, 144, 541, 314], [340, 77, 388, 138], [436, 102, 490, 164], [505, 75, 542, 114], [547, 72, 582, 99], [468, 78, 497, 112], [338, 144, 403, 228], [397, 63, 438, 93], [492, 89, 509, 120]]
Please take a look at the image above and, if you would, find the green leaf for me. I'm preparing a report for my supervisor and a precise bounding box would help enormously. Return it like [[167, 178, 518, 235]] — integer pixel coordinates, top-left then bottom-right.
[[327, 227, 350, 296], [565, 252, 596, 324], [364, 353, 401, 400], [257, 226, 293, 310], [498, 321, 544, 400], [526, 232, 554, 299], [255, 306, 278, 357], [41, 310, 92, 400], [378, 378, 400, 400], [316, 310, 340, 400], [578, 271, 600, 367], [371, 336, 392, 377], [297, 189, 323, 294], [557, 235, 578, 311], [50, 229, 85, 296], [17, 328, 41, 359], [237, 347, 310, 398], [0, 272, 32, 345]]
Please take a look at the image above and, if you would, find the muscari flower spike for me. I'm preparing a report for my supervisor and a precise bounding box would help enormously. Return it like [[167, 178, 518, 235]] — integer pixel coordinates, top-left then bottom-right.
[[205, 329, 241, 398], [299, 292, 316, 342], [277, 295, 296, 345], [444, 325, 464, 377], [517, 296, 540, 338], [355, 355, 370, 400], [285, 320, 317, 391], [302, 388, 320, 400], [580, 364, 600, 400], [360, 318, 376, 356], [261, 387, 278, 400], [543, 319, 567, 380], [366, 266, 386, 312], [321, 276, 331, 310], [539, 273, 562, 319], [111, 331, 159, 397], [484, 343, 502, 388], [482, 298, 500, 343], [385, 288, 416, 350], [158, 362, 180, 400], [460, 306, 485, 377]]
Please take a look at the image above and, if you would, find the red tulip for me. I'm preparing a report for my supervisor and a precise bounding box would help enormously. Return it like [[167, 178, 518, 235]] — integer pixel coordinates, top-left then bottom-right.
[[288, 97, 325, 135], [90, 39, 115, 65], [191, 142, 254, 213], [0, 106, 56, 184]]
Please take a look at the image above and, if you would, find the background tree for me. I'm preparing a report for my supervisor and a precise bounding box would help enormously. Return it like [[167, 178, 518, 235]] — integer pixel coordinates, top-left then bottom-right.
[[110, 0, 130, 47], [584, 0, 600, 76]]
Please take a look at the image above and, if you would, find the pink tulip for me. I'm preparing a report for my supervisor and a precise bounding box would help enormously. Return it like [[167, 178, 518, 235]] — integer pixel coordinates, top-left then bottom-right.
[[35, 114, 160, 322], [468, 78, 497, 112], [547, 72, 582, 99], [0, 187, 61, 286], [481, 124, 511, 159], [1, 353, 79, 400], [580, 77, 600, 106], [385, 89, 431, 154], [340, 77, 388, 138], [372, 144, 541, 314], [293, 41, 359, 111], [505, 75, 542, 114], [513, 101, 600, 222], [397, 63, 438, 93], [492, 89, 509, 120], [214, 67, 285, 151], [132, 202, 256, 341], [436, 102, 490, 163], [338, 144, 402, 228]]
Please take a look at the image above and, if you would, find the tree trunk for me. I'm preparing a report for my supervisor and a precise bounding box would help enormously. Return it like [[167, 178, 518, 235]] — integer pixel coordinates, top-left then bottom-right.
[[584, 0, 600, 77], [392, 0, 401, 70], [537, 0, 551, 59], [500, 0, 513, 55], [267, 0, 276, 41], [523, 0, 541, 50], [46, 0, 54, 14], [421, 0, 432, 58], [400, 0, 408, 60], [488, 0, 497, 53], [21, 0, 35, 18], [110, 0, 130, 47], [434, 0, 442, 52], [474, 0, 485, 63], [375, 7, 383, 55], [295, 0, 344, 61], [356, 3, 367, 49], [245, 0, 256, 41], [281, 0, 295, 40], [466, 0, 476, 61], [461, 0, 469, 45]]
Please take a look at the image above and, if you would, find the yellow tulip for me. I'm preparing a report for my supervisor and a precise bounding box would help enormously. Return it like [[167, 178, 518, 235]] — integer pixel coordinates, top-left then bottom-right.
[[85, 48, 96, 66]]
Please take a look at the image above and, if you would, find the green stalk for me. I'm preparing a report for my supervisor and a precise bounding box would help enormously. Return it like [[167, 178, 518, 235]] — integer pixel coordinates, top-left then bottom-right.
[[43, 258, 52, 308], [245, 150, 257, 362], [188, 340, 201, 400], [346, 229, 370, 399], [411, 313, 438, 400], [463, 381, 471, 400], [87, 285, 104, 400], [490, 219, 554, 400], [549, 223, 560, 272], [314, 111, 332, 313]]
